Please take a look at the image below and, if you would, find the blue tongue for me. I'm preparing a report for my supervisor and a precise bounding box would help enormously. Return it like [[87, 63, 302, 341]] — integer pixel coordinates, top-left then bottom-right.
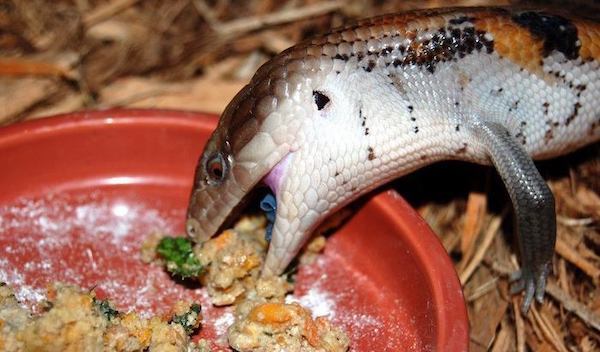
[[259, 192, 277, 242]]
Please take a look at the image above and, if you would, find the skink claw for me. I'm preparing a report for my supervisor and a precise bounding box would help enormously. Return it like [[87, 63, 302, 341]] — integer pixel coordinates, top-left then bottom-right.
[[510, 262, 551, 313]]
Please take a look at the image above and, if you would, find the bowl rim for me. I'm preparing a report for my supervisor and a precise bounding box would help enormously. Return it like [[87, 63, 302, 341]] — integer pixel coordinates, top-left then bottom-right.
[[0, 108, 469, 350]]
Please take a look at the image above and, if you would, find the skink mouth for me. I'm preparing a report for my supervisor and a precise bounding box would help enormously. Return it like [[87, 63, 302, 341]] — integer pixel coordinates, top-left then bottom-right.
[[215, 188, 272, 235], [262, 153, 293, 195], [185, 153, 293, 244], [185, 186, 265, 242]]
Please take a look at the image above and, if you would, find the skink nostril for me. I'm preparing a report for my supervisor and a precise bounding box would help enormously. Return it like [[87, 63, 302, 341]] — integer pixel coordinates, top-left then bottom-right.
[[186, 218, 210, 243]]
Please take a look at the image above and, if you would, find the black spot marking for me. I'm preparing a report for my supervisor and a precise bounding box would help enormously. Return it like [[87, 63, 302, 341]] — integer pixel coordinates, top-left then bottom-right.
[[413, 126, 419, 133], [543, 102, 550, 115], [363, 60, 376, 72], [455, 124, 460, 132], [544, 129, 554, 143], [515, 132, 526, 145], [359, 107, 369, 134], [512, 11, 580, 59], [454, 101, 460, 107], [509, 99, 520, 112], [544, 119, 558, 144], [515, 120, 527, 145], [575, 84, 586, 97], [334, 171, 340, 177], [367, 147, 376, 161], [565, 102, 582, 126], [410, 117, 416, 122], [333, 53, 349, 61], [394, 25, 493, 74], [449, 16, 475, 25], [407, 105, 414, 113], [336, 22, 493, 76], [313, 91, 330, 110]]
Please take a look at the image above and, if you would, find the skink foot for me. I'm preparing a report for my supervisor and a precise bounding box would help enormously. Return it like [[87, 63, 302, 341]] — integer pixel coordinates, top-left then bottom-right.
[[510, 262, 551, 313]]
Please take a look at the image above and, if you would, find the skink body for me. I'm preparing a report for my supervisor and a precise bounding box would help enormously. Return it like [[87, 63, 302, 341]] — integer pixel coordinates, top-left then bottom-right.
[[186, 7, 600, 312]]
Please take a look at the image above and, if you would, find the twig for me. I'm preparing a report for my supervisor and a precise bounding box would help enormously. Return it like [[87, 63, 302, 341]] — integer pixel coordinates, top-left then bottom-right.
[[0, 58, 70, 78], [555, 237, 600, 279], [211, 1, 344, 36], [461, 191, 487, 256], [466, 277, 498, 302], [557, 258, 570, 295], [83, 0, 142, 27], [97, 87, 179, 108], [459, 211, 505, 284], [512, 297, 526, 352], [191, 0, 222, 28], [156, 0, 191, 32], [557, 215, 595, 227], [530, 306, 569, 352], [488, 260, 514, 277], [545, 281, 600, 332], [490, 324, 511, 352]]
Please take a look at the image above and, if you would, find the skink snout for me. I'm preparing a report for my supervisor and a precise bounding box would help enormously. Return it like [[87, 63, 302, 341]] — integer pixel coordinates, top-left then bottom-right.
[[185, 218, 202, 239], [185, 217, 211, 243]]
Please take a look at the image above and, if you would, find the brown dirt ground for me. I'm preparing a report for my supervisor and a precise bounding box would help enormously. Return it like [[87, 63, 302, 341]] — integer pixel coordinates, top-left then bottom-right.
[[1, 1, 598, 351]]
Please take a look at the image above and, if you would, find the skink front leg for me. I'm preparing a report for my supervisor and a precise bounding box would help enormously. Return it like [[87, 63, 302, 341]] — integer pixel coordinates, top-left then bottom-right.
[[472, 121, 556, 313]]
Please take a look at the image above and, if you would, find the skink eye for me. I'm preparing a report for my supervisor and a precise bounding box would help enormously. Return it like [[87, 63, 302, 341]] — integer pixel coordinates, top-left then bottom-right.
[[205, 152, 228, 184], [313, 90, 330, 110]]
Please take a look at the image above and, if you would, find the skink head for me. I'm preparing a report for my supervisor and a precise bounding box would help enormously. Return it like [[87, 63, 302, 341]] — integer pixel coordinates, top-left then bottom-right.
[[186, 50, 325, 244], [186, 43, 389, 277], [186, 83, 273, 242]]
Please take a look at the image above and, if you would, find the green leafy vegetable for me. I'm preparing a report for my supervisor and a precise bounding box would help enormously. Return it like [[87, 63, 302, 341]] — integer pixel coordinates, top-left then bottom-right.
[[156, 236, 203, 279], [93, 297, 119, 321], [170, 303, 202, 334]]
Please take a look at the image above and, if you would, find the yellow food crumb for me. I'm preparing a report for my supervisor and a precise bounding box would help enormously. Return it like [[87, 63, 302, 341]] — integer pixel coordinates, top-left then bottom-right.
[[228, 301, 349, 352], [194, 216, 288, 306], [0, 284, 206, 352]]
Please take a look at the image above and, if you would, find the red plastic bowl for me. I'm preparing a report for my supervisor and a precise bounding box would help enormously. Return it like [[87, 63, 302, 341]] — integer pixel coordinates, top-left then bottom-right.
[[0, 110, 467, 351]]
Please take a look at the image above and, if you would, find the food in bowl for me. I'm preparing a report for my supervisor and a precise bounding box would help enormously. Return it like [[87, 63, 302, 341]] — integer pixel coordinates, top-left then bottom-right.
[[228, 301, 349, 352], [149, 214, 350, 352], [0, 283, 206, 352], [0, 213, 348, 352]]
